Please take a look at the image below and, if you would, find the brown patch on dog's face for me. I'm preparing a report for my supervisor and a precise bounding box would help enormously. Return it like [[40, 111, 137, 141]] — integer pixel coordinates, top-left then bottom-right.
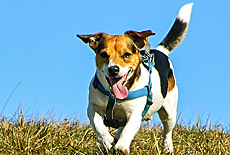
[[95, 35, 142, 90], [96, 35, 141, 73]]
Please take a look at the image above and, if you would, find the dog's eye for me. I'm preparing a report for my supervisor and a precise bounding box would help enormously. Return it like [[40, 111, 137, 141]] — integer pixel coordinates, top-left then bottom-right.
[[100, 52, 109, 58], [123, 52, 131, 58]]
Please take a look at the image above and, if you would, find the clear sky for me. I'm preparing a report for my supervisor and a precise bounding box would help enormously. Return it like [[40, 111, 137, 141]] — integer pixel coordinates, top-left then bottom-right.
[[0, 1, 229, 127]]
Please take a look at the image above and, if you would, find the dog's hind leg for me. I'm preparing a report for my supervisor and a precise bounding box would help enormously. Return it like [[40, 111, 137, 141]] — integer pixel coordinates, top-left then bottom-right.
[[87, 104, 114, 151], [158, 107, 176, 153], [157, 85, 178, 153]]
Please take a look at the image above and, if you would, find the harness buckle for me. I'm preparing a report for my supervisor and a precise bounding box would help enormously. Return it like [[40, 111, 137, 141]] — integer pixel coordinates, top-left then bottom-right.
[[141, 42, 153, 63]]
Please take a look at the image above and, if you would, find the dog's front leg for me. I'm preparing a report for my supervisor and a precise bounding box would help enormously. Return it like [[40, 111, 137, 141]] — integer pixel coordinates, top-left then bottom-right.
[[87, 104, 114, 151], [114, 112, 142, 154]]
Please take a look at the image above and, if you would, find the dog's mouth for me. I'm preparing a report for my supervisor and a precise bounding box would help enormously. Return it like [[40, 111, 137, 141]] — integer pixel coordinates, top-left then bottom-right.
[[106, 71, 131, 100]]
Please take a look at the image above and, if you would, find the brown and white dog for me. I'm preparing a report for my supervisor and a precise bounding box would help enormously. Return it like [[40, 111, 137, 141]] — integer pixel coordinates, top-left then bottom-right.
[[77, 3, 193, 154]]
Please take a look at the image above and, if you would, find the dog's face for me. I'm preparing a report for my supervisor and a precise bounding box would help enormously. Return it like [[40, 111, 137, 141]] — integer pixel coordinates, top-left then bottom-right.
[[77, 30, 155, 99]]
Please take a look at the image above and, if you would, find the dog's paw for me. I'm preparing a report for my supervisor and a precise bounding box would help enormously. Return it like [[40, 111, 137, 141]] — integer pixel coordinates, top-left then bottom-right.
[[114, 144, 129, 155], [113, 147, 129, 155], [97, 134, 114, 150], [163, 138, 174, 153]]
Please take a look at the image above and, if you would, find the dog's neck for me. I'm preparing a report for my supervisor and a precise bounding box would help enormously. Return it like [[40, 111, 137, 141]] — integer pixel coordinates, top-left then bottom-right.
[[96, 63, 149, 92], [125, 63, 141, 90]]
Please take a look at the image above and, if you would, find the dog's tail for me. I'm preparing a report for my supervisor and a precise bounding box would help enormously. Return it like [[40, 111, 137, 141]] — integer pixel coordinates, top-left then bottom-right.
[[156, 3, 193, 56]]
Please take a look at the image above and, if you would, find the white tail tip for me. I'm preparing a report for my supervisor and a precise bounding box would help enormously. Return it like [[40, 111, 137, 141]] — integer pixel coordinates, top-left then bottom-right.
[[177, 3, 193, 23]]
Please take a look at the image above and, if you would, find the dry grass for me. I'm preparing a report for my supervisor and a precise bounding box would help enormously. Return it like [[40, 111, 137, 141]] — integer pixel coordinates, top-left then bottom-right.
[[0, 109, 229, 154]]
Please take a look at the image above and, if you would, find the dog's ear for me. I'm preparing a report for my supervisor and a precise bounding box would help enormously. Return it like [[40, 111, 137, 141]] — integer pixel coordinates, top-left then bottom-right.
[[124, 30, 155, 49], [77, 33, 108, 51]]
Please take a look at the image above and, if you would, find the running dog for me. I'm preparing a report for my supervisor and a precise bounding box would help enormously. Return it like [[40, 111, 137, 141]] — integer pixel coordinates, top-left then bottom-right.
[[77, 3, 193, 154]]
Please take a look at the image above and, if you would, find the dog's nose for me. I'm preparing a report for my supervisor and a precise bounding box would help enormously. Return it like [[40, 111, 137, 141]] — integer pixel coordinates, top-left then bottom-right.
[[108, 66, 119, 76]]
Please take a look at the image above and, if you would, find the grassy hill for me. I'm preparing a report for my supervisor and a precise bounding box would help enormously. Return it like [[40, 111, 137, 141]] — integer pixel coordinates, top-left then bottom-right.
[[0, 110, 229, 154]]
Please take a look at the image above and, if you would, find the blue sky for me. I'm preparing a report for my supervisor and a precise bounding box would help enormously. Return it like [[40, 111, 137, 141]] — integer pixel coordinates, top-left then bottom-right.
[[0, 1, 229, 127]]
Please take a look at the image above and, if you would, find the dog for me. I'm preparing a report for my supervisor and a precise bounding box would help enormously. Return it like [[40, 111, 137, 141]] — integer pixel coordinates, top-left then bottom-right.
[[77, 3, 193, 154]]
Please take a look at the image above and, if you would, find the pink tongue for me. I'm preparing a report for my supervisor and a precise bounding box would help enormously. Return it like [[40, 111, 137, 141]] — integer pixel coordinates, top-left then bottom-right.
[[110, 74, 128, 100]]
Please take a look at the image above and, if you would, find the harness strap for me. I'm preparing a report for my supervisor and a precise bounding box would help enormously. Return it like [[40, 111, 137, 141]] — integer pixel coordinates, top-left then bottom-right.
[[93, 75, 110, 96], [93, 75, 149, 101], [103, 93, 127, 128], [93, 75, 150, 128], [93, 75, 151, 128]]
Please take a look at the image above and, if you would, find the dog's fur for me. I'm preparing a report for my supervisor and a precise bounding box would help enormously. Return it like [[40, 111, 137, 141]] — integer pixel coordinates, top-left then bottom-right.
[[77, 3, 193, 154]]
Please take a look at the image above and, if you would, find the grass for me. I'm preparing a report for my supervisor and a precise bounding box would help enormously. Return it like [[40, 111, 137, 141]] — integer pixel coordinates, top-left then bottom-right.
[[0, 109, 229, 154]]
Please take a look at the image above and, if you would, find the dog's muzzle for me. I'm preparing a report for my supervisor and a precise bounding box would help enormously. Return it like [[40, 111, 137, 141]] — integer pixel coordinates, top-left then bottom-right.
[[106, 67, 132, 100]]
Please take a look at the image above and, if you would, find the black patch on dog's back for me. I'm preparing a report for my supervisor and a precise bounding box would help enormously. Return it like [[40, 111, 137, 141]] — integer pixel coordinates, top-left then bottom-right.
[[150, 50, 172, 98]]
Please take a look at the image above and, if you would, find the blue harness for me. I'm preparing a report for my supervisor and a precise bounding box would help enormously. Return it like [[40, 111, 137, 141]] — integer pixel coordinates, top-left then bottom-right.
[[93, 43, 155, 128]]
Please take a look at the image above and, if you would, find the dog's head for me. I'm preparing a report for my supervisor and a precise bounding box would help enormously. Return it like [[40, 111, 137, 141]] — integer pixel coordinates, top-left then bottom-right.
[[77, 30, 155, 99]]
